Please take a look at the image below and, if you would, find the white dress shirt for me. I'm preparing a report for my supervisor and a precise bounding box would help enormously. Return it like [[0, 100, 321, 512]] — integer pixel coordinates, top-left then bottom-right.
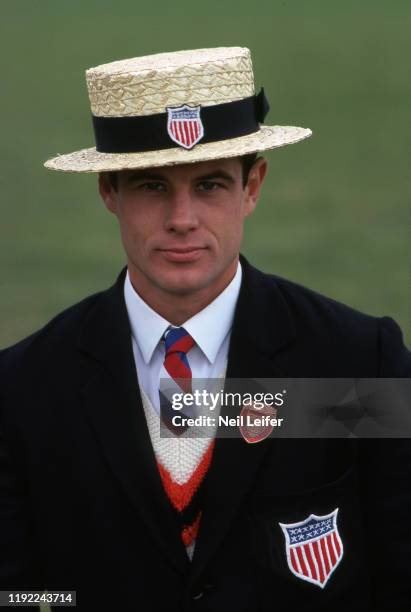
[[124, 261, 242, 416]]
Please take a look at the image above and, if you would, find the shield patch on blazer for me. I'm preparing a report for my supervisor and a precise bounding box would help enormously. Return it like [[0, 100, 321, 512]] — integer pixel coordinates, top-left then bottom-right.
[[279, 508, 343, 588], [167, 105, 204, 149]]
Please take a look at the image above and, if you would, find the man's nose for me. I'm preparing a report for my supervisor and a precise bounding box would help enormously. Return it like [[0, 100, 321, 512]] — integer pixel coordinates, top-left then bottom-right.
[[164, 191, 199, 234]]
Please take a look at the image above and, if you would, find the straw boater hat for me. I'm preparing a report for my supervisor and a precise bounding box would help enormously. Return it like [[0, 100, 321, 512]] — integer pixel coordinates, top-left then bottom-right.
[[44, 46, 312, 173]]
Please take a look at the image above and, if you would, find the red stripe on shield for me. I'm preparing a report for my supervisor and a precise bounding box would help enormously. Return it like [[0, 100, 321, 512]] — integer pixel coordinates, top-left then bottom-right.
[[303, 543, 317, 580]]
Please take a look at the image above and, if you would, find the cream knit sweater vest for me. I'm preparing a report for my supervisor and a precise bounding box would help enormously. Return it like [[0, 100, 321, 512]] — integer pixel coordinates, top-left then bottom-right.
[[138, 365, 227, 559]]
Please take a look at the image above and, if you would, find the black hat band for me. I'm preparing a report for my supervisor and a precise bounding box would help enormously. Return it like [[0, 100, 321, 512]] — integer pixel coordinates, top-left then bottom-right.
[[92, 88, 270, 154]]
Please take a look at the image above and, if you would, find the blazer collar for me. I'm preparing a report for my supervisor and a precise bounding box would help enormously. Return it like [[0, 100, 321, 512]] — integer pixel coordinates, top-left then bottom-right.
[[227, 253, 296, 377], [78, 253, 296, 370]]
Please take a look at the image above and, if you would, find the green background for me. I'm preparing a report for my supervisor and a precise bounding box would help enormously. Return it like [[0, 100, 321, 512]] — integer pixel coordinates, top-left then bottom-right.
[[1, 0, 410, 353], [0, 2, 409, 609]]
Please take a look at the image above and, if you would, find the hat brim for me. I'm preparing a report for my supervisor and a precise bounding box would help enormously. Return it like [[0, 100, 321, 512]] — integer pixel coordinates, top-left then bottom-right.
[[44, 125, 312, 173]]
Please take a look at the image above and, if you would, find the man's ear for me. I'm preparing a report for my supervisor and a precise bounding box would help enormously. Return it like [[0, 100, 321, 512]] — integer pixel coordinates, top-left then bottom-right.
[[98, 172, 118, 214], [244, 157, 268, 216]]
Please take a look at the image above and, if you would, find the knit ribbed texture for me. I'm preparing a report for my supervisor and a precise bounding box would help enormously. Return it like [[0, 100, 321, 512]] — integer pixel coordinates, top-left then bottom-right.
[[139, 364, 226, 558]]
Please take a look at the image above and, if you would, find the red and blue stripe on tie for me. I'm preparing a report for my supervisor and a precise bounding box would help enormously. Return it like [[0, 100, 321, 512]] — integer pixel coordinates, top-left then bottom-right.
[[159, 326, 196, 434], [163, 327, 195, 394]]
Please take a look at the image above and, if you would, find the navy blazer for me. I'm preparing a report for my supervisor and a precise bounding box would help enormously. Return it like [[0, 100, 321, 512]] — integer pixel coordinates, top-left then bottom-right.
[[1, 254, 410, 611]]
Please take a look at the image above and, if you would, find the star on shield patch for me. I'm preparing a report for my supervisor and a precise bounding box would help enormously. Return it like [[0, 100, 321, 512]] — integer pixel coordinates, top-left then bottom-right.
[[279, 508, 343, 588], [166, 105, 204, 149]]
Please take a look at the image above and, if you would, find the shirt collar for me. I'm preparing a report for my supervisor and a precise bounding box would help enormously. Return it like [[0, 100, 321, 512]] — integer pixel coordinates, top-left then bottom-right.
[[124, 261, 242, 365]]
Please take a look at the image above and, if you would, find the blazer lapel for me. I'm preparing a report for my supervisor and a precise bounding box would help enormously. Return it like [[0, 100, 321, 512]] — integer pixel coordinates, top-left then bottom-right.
[[78, 268, 190, 575], [189, 255, 297, 582]]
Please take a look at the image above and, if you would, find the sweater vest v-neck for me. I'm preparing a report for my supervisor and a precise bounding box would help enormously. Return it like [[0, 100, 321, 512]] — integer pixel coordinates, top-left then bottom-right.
[[138, 366, 226, 559]]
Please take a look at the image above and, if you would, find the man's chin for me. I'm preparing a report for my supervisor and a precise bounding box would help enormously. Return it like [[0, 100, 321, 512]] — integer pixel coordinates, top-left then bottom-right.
[[152, 265, 215, 295], [158, 277, 208, 296]]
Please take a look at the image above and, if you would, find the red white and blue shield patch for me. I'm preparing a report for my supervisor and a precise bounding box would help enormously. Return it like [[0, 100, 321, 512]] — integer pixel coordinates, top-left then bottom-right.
[[167, 105, 204, 150], [279, 508, 343, 588]]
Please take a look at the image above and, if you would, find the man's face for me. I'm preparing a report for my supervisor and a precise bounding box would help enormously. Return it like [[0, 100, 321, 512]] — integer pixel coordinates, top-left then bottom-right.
[[99, 156, 267, 307]]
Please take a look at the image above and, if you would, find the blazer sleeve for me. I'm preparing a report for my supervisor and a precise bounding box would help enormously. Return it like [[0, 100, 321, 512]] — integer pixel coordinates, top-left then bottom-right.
[[359, 316, 411, 610], [0, 348, 44, 609]]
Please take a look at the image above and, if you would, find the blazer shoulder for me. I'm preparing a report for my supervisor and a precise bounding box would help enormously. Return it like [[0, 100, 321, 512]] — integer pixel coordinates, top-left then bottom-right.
[[0, 290, 103, 376], [265, 271, 411, 375], [268, 272, 376, 327]]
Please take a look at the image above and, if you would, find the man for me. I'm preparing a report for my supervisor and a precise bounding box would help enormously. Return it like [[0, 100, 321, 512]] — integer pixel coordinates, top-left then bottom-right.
[[1, 47, 410, 611]]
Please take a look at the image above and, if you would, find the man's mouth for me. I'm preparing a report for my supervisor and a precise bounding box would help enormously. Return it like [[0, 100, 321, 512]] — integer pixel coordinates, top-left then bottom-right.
[[158, 246, 207, 262]]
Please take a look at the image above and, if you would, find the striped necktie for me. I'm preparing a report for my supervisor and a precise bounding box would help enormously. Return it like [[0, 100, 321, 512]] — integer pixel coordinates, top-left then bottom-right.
[[159, 326, 195, 434]]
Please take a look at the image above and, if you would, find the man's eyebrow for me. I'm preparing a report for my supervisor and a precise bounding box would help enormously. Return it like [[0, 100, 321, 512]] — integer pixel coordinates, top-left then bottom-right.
[[124, 171, 168, 182], [123, 169, 236, 183], [194, 171, 235, 183]]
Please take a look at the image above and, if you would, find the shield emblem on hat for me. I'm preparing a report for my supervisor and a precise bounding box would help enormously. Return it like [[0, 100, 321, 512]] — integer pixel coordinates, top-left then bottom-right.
[[167, 105, 204, 149], [279, 508, 343, 588]]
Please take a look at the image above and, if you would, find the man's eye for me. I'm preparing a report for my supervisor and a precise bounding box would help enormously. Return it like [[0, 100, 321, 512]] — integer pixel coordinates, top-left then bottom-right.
[[197, 181, 221, 191]]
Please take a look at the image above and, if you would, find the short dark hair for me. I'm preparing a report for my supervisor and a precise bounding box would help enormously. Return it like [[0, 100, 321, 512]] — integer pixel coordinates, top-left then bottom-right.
[[102, 153, 258, 191], [240, 153, 258, 187]]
